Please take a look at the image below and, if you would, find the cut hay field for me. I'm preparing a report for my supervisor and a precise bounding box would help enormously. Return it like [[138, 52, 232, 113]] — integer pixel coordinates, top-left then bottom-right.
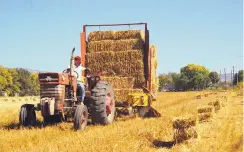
[[0, 91, 242, 152]]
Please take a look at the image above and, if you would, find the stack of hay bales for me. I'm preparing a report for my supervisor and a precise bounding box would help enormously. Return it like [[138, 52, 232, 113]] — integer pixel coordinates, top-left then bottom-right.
[[86, 30, 146, 101], [197, 106, 214, 122], [150, 45, 159, 94], [173, 116, 198, 143]]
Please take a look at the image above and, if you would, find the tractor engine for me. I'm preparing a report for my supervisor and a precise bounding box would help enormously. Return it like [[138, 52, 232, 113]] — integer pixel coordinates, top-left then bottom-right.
[[38, 72, 71, 117]]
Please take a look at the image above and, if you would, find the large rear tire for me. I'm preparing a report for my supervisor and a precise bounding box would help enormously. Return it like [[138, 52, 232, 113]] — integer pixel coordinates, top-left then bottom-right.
[[74, 104, 88, 130], [19, 104, 36, 127], [90, 81, 116, 125]]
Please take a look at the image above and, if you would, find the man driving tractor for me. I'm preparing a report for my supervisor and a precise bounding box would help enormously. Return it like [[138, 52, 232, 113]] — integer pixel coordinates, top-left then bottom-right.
[[73, 56, 87, 102]]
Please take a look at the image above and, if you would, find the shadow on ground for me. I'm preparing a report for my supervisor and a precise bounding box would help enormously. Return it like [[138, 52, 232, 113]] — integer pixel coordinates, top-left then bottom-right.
[[152, 140, 175, 148]]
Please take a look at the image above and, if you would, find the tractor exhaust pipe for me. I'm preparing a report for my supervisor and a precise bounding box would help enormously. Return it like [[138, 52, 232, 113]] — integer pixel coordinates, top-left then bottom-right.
[[70, 47, 75, 76]]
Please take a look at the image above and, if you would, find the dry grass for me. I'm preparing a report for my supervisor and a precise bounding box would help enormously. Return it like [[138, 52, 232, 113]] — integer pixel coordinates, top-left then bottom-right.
[[0, 91, 242, 152]]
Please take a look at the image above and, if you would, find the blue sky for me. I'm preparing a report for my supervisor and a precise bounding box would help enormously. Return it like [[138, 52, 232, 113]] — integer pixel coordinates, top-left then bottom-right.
[[0, 0, 243, 74]]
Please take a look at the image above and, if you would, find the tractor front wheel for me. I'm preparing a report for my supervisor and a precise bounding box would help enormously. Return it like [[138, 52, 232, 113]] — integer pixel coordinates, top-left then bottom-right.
[[19, 104, 36, 127], [74, 104, 88, 130]]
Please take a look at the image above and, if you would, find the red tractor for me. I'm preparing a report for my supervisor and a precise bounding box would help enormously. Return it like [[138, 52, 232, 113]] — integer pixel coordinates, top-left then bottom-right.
[[19, 48, 116, 130]]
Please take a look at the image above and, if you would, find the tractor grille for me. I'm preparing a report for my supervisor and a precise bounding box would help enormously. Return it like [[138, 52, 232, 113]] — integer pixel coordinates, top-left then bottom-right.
[[40, 84, 65, 100], [39, 73, 59, 82]]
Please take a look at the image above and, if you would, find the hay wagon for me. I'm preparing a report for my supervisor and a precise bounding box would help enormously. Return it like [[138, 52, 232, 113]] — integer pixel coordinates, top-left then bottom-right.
[[81, 23, 160, 118]]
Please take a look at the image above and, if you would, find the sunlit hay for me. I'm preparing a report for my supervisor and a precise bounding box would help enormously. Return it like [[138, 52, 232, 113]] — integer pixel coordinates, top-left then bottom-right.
[[114, 30, 144, 40], [172, 116, 198, 143], [213, 100, 221, 112], [114, 89, 143, 102], [100, 76, 134, 89], [173, 116, 197, 129], [86, 50, 145, 87], [198, 112, 213, 123], [150, 45, 159, 94], [173, 127, 198, 143], [87, 39, 144, 53], [197, 106, 213, 114], [88, 30, 115, 42], [196, 95, 201, 99]]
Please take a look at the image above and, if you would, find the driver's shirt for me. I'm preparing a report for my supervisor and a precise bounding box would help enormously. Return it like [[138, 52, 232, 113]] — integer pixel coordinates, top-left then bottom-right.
[[74, 65, 86, 83]]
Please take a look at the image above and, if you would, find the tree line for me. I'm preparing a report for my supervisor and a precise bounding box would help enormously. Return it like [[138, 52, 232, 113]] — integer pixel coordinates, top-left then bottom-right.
[[0, 66, 40, 96], [158, 64, 243, 91]]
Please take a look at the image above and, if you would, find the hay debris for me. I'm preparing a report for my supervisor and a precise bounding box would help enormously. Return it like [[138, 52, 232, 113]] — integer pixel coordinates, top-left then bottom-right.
[[173, 116, 197, 129]]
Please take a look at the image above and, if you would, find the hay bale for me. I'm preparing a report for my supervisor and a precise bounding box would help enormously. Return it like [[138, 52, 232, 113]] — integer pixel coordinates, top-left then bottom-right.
[[213, 100, 221, 112], [88, 31, 115, 42], [204, 94, 208, 97], [114, 89, 143, 102], [197, 106, 213, 114], [173, 117, 197, 129], [208, 102, 213, 106], [86, 50, 145, 87], [198, 112, 213, 122], [87, 29, 144, 42], [114, 30, 144, 40], [196, 95, 201, 99], [173, 127, 198, 143], [87, 39, 144, 53], [100, 76, 134, 89]]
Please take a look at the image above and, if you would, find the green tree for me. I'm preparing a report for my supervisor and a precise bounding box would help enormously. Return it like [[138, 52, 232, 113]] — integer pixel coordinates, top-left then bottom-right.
[[158, 74, 173, 90], [16, 68, 32, 96], [234, 70, 243, 85], [180, 64, 210, 90], [209, 71, 220, 84], [0, 66, 12, 95], [8, 68, 21, 96], [172, 73, 188, 91], [30, 73, 40, 95]]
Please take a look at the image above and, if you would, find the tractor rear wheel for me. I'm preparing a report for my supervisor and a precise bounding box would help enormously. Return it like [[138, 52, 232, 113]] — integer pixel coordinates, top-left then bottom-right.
[[19, 104, 36, 127], [74, 104, 88, 130], [90, 81, 115, 125]]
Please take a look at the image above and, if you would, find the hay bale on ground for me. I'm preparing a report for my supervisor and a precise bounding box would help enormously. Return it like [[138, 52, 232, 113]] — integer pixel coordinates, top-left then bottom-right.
[[196, 95, 201, 99], [213, 100, 221, 112], [198, 112, 213, 122], [173, 127, 198, 143], [197, 106, 213, 114], [173, 116, 197, 129], [204, 94, 208, 97]]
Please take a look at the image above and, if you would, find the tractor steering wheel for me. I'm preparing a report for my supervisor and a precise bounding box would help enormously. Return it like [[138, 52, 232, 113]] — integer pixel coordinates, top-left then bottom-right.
[[63, 68, 79, 79]]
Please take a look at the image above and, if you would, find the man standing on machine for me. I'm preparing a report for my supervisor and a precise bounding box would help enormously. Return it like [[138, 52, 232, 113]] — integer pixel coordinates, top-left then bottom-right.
[[73, 56, 86, 102]]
